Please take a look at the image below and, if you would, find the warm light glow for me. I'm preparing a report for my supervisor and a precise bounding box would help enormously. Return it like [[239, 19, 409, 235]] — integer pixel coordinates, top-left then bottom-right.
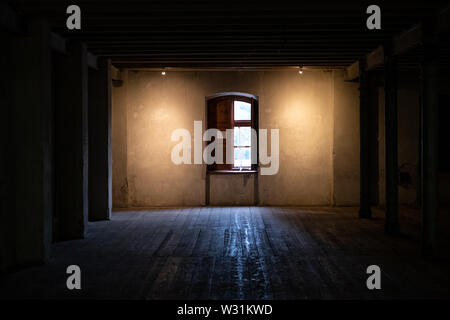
[[298, 68, 303, 74], [161, 71, 166, 75]]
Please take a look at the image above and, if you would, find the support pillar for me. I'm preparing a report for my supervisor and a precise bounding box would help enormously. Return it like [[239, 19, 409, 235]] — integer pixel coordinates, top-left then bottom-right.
[[54, 42, 89, 240], [384, 51, 400, 235], [12, 20, 53, 265], [88, 59, 112, 221], [359, 60, 372, 218], [1, 30, 15, 271], [421, 27, 439, 258]]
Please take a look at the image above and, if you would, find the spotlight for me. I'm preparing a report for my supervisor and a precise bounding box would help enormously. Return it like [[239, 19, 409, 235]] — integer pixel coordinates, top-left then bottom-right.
[[161, 71, 166, 76], [298, 67, 303, 74]]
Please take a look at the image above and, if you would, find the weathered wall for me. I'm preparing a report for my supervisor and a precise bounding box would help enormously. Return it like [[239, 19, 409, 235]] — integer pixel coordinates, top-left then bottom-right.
[[112, 71, 129, 208], [112, 69, 359, 207], [124, 70, 205, 206], [210, 174, 256, 205], [257, 71, 334, 206]]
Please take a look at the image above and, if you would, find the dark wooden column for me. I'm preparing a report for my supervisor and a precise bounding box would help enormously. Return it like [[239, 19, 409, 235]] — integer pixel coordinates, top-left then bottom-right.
[[359, 60, 372, 218], [54, 42, 89, 240], [88, 59, 112, 221], [12, 20, 53, 265], [0, 29, 15, 271], [421, 26, 439, 258], [384, 51, 400, 235]]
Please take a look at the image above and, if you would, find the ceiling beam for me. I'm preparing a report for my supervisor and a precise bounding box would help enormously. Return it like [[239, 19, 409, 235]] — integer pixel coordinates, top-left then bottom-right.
[[111, 65, 121, 80], [12, 2, 448, 69], [365, 45, 385, 70], [348, 4, 449, 76], [392, 23, 422, 55], [345, 61, 359, 81], [345, 45, 384, 80]]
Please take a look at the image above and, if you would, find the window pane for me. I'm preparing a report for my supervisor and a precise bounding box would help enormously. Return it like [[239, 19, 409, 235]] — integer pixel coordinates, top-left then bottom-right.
[[234, 147, 251, 168], [241, 147, 251, 167], [234, 148, 241, 167], [234, 101, 251, 120], [240, 127, 251, 146], [234, 126, 251, 147]]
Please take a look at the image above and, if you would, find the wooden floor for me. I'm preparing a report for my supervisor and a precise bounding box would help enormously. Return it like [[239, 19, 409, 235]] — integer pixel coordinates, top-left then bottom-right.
[[2, 207, 450, 300]]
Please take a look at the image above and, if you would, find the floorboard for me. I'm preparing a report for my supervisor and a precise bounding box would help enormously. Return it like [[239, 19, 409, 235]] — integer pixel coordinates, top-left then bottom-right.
[[2, 206, 450, 300]]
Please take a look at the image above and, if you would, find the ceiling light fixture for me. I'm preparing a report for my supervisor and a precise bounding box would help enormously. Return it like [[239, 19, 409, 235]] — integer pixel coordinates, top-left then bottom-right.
[[298, 66, 303, 74]]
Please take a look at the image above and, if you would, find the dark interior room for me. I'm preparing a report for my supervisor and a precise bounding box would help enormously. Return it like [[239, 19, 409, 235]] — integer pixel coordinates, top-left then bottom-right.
[[1, 0, 450, 306]]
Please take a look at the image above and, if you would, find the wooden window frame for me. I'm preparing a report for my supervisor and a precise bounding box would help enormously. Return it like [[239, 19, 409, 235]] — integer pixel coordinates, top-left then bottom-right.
[[232, 99, 252, 170], [206, 93, 258, 173]]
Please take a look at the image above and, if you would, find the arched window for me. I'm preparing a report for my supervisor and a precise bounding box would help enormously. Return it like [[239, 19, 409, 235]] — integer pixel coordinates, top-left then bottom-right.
[[206, 92, 258, 171]]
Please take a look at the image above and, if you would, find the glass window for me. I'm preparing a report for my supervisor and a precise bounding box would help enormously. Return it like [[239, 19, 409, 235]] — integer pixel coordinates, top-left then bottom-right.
[[233, 100, 252, 168], [207, 95, 255, 171], [234, 101, 251, 121], [234, 147, 251, 168], [234, 127, 251, 146], [234, 126, 251, 168]]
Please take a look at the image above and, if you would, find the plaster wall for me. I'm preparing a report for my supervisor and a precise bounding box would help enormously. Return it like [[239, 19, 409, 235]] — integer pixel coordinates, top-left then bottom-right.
[[112, 69, 359, 207]]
